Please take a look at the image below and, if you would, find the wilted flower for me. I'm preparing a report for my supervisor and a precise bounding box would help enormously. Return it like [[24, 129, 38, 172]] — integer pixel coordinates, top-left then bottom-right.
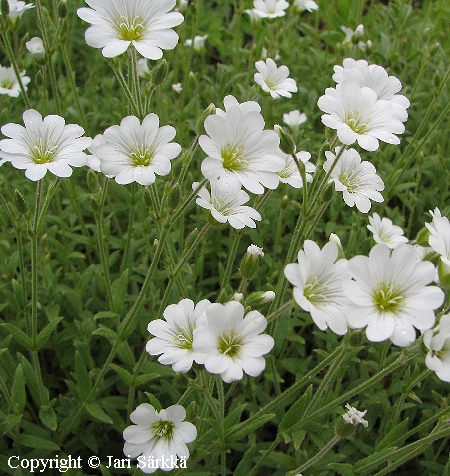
[[324, 147, 384, 213], [94, 114, 181, 186], [344, 244, 445, 346], [254, 58, 298, 99], [252, 0, 289, 19], [193, 301, 274, 383], [0, 66, 30, 97], [172, 82, 183, 93], [342, 404, 368, 427], [424, 314, 450, 382], [193, 179, 262, 229], [293, 0, 319, 13], [0, 109, 91, 181], [77, 0, 184, 59], [284, 240, 351, 335], [367, 213, 408, 248], [318, 80, 405, 151], [123, 403, 196, 473], [25, 37, 45, 59], [146, 299, 210, 373]]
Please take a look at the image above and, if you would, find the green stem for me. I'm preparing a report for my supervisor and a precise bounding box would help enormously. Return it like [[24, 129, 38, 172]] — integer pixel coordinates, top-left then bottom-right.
[[247, 435, 283, 476], [121, 182, 136, 272], [287, 435, 341, 475], [129, 48, 145, 119], [108, 59, 140, 116], [171, 178, 207, 223], [217, 231, 242, 302], [266, 300, 295, 323]]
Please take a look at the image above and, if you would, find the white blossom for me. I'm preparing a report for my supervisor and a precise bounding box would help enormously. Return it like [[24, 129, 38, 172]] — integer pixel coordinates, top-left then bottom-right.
[[342, 404, 368, 427], [367, 213, 408, 248], [424, 315, 450, 382], [283, 110, 307, 130], [277, 149, 315, 188], [254, 58, 298, 99], [252, 0, 289, 19], [0, 66, 30, 98]]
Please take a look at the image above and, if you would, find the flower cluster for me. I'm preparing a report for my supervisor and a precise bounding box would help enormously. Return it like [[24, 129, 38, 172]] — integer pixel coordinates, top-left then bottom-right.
[[147, 299, 274, 383], [0, 65, 30, 98]]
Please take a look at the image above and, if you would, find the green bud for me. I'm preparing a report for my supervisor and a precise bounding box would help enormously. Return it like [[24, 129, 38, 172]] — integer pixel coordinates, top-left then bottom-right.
[[144, 187, 153, 209], [183, 227, 199, 252], [415, 226, 430, 247], [196, 103, 216, 135], [245, 291, 275, 310], [438, 260, 450, 288], [188, 71, 198, 91], [322, 183, 335, 203], [274, 125, 296, 155], [150, 59, 169, 86], [365, 39, 373, 55], [90, 195, 100, 214], [167, 183, 180, 208], [14, 189, 28, 216], [35, 71, 45, 88], [329, 233, 345, 260], [335, 418, 356, 438], [233, 293, 244, 302], [86, 169, 98, 192], [1, 0, 9, 17], [57, 0, 67, 19], [280, 194, 289, 209], [348, 329, 364, 347], [239, 244, 264, 280]]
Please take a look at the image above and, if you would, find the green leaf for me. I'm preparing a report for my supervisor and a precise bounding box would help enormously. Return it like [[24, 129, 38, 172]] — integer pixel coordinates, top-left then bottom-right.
[[134, 373, 160, 386], [225, 413, 275, 444], [328, 463, 356, 476], [223, 403, 247, 430], [279, 384, 313, 434], [39, 401, 58, 431], [375, 418, 409, 451], [2, 323, 33, 350], [11, 364, 26, 414], [20, 354, 48, 407], [111, 268, 129, 313], [100, 465, 113, 476], [1, 413, 23, 433], [110, 363, 134, 387], [85, 402, 113, 424], [354, 447, 398, 471], [35, 317, 63, 351], [20, 434, 60, 451], [74, 351, 92, 400], [92, 326, 120, 343]]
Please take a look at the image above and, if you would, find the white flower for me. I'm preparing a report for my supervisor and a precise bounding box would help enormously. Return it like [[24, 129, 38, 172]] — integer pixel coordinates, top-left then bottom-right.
[[424, 315, 450, 382], [332, 59, 410, 121], [254, 58, 298, 99], [324, 147, 384, 213], [293, 0, 319, 12], [215, 95, 261, 118], [318, 80, 405, 151], [184, 34, 208, 51], [0, 109, 91, 181], [340, 25, 366, 51], [283, 110, 307, 130], [77, 0, 184, 59], [247, 244, 264, 257], [367, 213, 408, 248], [172, 82, 183, 93], [244, 9, 262, 24], [199, 104, 283, 194], [25, 37, 45, 59], [94, 114, 181, 186], [276, 150, 315, 188], [0, 66, 30, 98], [344, 244, 445, 346], [193, 179, 261, 229], [261, 47, 280, 61], [123, 403, 196, 473], [176, 0, 189, 13], [193, 301, 274, 383], [426, 208, 450, 267], [342, 404, 368, 427], [284, 240, 351, 335], [146, 299, 210, 373], [7, 0, 34, 25], [252, 0, 289, 18]]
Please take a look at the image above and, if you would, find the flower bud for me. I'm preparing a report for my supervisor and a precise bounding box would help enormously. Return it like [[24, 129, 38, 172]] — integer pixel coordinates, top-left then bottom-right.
[[335, 417, 356, 438], [329, 233, 345, 260], [14, 189, 28, 216], [415, 226, 430, 247], [167, 183, 180, 208], [188, 71, 198, 91], [86, 169, 98, 192], [245, 290, 275, 309], [1, 0, 9, 18], [438, 260, 450, 288], [274, 124, 296, 155], [239, 244, 264, 280], [280, 194, 289, 209], [26, 37, 46, 61], [348, 329, 364, 347], [233, 292, 244, 302], [196, 103, 216, 135], [57, 0, 67, 19], [150, 59, 169, 86]]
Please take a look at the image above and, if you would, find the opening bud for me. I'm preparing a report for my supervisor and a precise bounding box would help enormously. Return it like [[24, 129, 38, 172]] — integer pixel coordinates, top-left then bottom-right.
[[245, 290, 275, 309], [196, 103, 216, 135], [150, 59, 169, 86], [274, 124, 296, 155], [239, 244, 264, 280]]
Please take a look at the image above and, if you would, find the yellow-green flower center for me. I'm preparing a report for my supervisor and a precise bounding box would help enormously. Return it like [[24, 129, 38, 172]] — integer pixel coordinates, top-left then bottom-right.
[[338, 171, 360, 193], [130, 146, 153, 167], [115, 15, 147, 41], [0, 79, 15, 90], [373, 283, 404, 313], [222, 144, 247, 172], [303, 275, 327, 304], [345, 109, 369, 134], [218, 331, 242, 357], [176, 327, 193, 350], [30, 139, 57, 164], [153, 420, 174, 439]]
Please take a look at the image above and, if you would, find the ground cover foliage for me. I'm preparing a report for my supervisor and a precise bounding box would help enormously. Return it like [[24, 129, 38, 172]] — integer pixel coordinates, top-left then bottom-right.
[[0, 0, 450, 475]]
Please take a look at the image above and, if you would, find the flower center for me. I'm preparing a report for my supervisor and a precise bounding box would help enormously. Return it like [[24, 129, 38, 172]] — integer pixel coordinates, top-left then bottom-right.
[[130, 145, 153, 167], [153, 420, 174, 439], [373, 283, 404, 313], [338, 171, 360, 193], [211, 198, 234, 216], [345, 109, 369, 134], [265, 78, 277, 90], [218, 331, 242, 357], [221, 144, 247, 172], [303, 275, 327, 304], [0, 79, 15, 90], [176, 327, 193, 350], [30, 139, 57, 164], [115, 15, 147, 41]]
